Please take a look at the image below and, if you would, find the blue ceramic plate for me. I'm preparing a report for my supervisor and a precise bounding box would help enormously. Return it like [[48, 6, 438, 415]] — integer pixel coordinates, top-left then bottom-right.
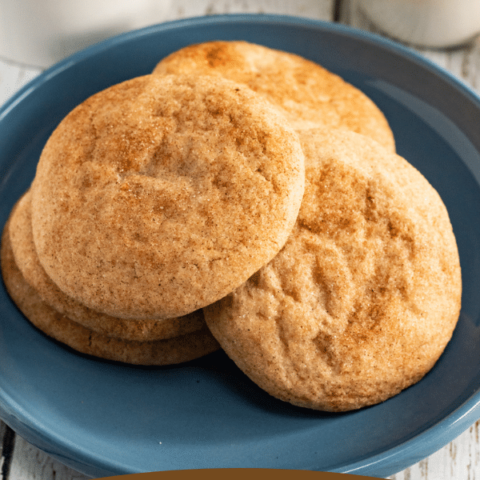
[[1, 14, 480, 479]]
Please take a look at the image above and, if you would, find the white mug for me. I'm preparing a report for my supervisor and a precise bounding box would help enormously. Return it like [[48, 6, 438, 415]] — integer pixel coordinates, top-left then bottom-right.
[[360, 0, 480, 48], [0, 0, 172, 67]]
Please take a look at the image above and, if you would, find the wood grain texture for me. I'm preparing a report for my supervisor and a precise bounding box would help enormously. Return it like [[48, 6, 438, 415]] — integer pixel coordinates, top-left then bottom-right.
[[0, 60, 40, 107], [7, 435, 88, 480], [163, 0, 334, 21], [1, 0, 480, 479], [387, 421, 480, 480]]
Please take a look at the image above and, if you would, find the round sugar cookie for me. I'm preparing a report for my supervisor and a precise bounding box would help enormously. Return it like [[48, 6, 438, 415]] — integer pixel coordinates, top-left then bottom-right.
[[31, 74, 305, 320], [1, 224, 220, 366], [9, 190, 205, 341], [204, 128, 461, 412], [153, 41, 395, 152]]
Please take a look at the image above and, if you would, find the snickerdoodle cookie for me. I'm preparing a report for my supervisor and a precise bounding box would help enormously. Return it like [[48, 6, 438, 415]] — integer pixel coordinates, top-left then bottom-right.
[[153, 41, 395, 152], [30, 74, 305, 320], [204, 128, 461, 412], [1, 223, 220, 365], [9, 190, 205, 341]]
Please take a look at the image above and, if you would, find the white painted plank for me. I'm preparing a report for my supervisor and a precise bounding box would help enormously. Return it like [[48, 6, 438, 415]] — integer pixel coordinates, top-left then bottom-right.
[[0, 61, 22, 108], [8, 435, 89, 480], [0, 59, 41, 109], [165, 0, 334, 21], [389, 421, 480, 480], [430, 37, 480, 96]]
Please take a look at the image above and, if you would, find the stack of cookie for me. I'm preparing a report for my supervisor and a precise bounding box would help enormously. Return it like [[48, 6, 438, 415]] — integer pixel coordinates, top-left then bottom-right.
[[2, 72, 305, 366], [1, 41, 462, 411]]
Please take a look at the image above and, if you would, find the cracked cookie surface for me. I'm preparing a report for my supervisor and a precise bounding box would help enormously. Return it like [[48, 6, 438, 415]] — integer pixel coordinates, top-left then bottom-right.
[[1, 221, 220, 365], [153, 41, 396, 152], [9, 190, 206, 341], [31, 74, 305, 320], [204, 128, 461, 412]]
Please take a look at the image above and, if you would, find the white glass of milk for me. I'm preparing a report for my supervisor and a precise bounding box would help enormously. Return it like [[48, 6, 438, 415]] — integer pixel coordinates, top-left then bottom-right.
[[360, 0, 480, 48], [0, 0, 172, 67]]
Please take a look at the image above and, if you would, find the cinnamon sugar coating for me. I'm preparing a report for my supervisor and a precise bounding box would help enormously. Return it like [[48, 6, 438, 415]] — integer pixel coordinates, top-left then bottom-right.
[[204, 128, 461, 412], [154, 41, 395, 152], [9, 190, 205, 341], [1, 223, 219, 365], [31, 74, 305, 320]]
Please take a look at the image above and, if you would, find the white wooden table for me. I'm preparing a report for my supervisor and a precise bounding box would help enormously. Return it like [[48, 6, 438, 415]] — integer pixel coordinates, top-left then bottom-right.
[[0, 1, 479, 478]]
